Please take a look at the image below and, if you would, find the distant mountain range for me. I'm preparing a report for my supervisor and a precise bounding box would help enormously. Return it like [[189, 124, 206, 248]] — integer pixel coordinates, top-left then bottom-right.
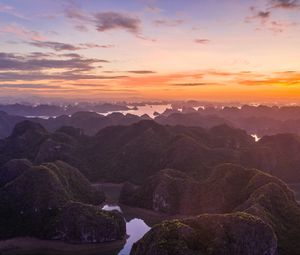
[[0, 103, 130, 117], [0, 110, 150, 138], [4, 104, 300, 140], [1, 119, 300, 183]]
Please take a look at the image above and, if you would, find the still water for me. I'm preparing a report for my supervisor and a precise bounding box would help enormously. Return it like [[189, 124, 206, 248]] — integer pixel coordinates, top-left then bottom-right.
[[103, 104, 171, 118], [101, 204, 151, 255], [0, 204, 154, 255], [0, 181, 162, 255], [251, 134, 261, 142], [25, 104, 172, 119]]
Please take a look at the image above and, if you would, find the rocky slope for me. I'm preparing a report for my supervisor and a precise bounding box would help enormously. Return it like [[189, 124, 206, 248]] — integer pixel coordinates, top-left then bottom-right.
[[1, 119, 300, 253], [79, 120, 300, 183], [131, 213, 277, 255], [123, 164, 300, 255], [81, 120, 253, 183], [0, 159, 126, 243], [2, 119, 300, 184], [0, 121, 86, 170], [53, 202, 126, 243]]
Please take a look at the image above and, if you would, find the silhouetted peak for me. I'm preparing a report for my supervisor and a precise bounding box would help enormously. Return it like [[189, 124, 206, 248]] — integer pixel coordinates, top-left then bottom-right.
[[125, 113, 140, 118], [140, 114, 151, 120], [107, 112, 124, 118], [10, 120, 47, 138]]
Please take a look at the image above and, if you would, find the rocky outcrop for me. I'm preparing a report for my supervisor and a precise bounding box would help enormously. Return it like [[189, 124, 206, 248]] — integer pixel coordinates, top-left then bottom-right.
[[0, 160, 104, 206], [0, 121, 49, 165], [81, 120, 253, 183], [131, 212, 277, 255], [122, 164, 300, 254], [2, 120, 300, 185], [119, 169, 198, 214], [52, 202, 126, 243], [0, 121, 86, 175], [0, 160, 125, 244]]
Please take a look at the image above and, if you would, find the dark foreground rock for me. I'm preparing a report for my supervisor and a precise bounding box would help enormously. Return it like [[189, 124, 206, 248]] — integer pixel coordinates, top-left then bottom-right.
[[0, 160, 126, 243], [123, 164, 300, 255], [131, 212, 277, 255], [119, 169, 197, 214], [51, 202, 126, 243]]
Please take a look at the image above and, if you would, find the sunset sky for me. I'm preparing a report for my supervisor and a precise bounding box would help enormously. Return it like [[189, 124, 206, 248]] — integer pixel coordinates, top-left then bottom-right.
[[0, 0, 300, 102]]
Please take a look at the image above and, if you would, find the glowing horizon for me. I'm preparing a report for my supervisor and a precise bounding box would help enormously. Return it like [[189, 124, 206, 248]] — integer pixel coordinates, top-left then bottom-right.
[[0, 0, 300, 102]]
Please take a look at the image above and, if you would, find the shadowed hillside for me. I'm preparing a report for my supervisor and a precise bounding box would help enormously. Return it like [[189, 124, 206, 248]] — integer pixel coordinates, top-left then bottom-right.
[[126, 164, 300, 255], [1, 120, 300, 184]]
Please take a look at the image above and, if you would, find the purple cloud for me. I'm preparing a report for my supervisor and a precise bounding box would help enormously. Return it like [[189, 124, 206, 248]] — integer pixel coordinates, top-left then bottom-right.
[[270, 0, 300, 9], [246, 6, 298, 33], [28, 41, 115, 51], [94, 12, 141, 35], [127, 70, 156, 74], [63, 3, 147, 38], [29, 41, 81, 51], [0, 52, 108, 71]]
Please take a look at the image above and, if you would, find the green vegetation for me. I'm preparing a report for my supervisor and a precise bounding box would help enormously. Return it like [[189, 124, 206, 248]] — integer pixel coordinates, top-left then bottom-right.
[[131, 213, 277, 255], [0, 160, 126, 243], [124, 164, 300, 255]]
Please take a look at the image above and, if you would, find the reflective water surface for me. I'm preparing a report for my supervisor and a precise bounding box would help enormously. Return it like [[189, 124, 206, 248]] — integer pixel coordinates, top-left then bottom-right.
[[0, 184, 163, 255], [251, 134, 261, 142], [103, 104, 171, 118], [102, 204, 151, 255]]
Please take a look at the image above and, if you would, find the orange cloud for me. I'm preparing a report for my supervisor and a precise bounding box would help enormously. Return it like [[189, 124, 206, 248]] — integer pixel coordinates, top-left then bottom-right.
[[2, 69, 300, 102]]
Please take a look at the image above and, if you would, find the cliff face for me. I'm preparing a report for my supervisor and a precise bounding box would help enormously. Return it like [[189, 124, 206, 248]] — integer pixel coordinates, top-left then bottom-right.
[[131, 213, 277, 255]]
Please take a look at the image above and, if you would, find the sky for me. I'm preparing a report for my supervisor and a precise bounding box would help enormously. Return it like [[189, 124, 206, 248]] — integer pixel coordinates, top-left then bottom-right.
[[0, 0, 300, 102]]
